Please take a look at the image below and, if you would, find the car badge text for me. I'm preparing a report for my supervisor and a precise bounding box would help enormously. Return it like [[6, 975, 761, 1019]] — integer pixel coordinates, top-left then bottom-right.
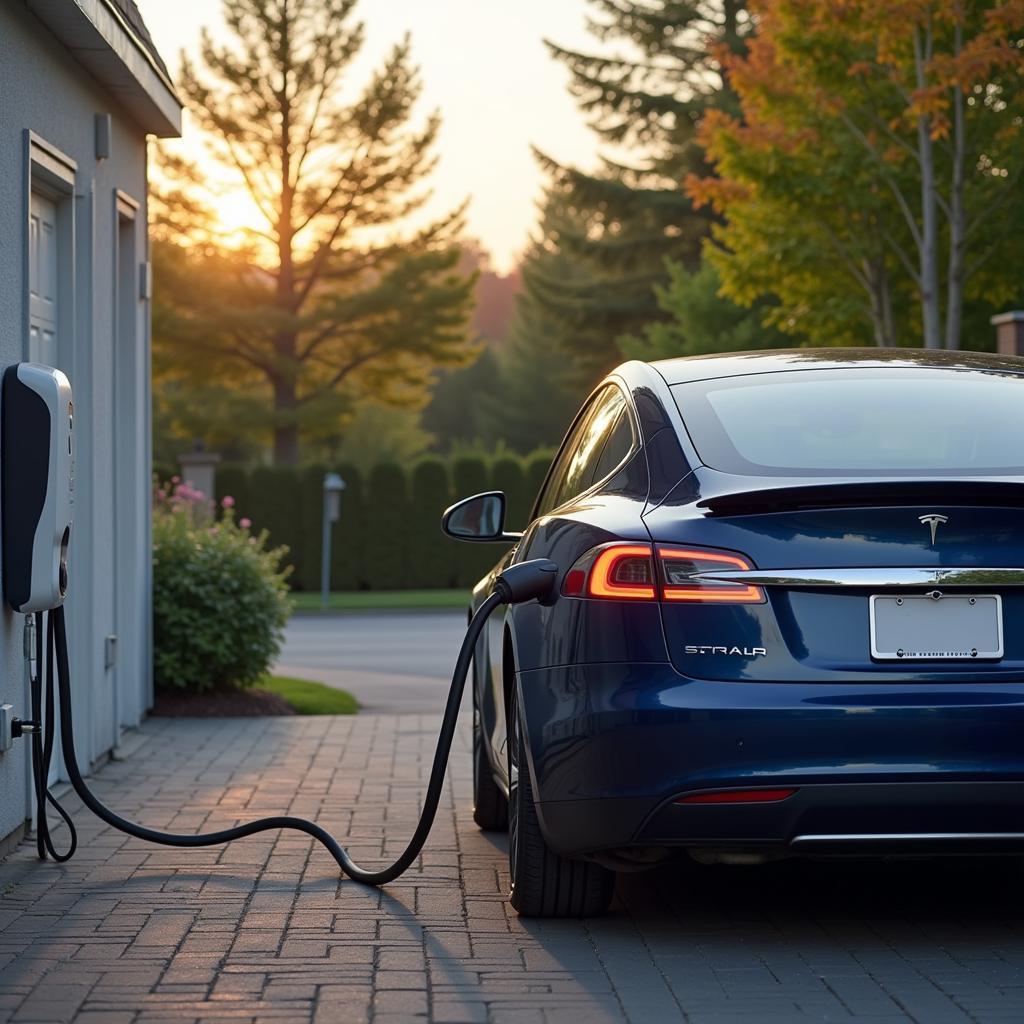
[[685, 645, 767, 658], [918, 513, 948, 545]]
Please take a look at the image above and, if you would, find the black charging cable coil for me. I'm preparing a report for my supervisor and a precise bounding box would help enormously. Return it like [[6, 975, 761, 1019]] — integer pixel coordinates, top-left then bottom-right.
[[34, 558, 557, 885], [29, 610, 77, 862]]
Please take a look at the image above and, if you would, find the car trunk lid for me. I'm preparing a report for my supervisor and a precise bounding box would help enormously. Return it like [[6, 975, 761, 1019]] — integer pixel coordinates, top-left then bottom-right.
[[643, 472, 1024, 682]]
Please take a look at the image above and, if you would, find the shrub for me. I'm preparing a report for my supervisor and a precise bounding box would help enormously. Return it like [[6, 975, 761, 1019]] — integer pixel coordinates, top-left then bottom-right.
[[297, 463, 327, 591], [153, 482, 293, 692], [215, 464, 251, 519], [365, 462, 411, 589], [410, 457, 454, 588], [491, 456, 527, 532], [250, 466, 304, 579]]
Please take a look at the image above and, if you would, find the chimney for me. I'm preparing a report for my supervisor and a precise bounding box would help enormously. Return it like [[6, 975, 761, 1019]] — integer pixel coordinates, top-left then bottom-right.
[[991, 311, 1024, 356]]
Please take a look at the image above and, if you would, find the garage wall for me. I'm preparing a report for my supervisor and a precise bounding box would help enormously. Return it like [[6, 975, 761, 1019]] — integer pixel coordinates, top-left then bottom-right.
[[0, 4, 153, 846]]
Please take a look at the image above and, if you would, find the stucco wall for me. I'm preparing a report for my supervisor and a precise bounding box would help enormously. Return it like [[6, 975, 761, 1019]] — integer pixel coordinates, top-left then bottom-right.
[[0, 4, 153, 844]]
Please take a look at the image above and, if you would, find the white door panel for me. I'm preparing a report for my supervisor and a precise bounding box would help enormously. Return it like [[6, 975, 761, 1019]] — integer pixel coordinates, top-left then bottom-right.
[[29, 192, 58, 368]]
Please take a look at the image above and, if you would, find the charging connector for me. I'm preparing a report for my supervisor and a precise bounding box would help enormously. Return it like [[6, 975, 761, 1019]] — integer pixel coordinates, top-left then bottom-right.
[[0, 617, 41, 753], [0, 705, 39, 752]]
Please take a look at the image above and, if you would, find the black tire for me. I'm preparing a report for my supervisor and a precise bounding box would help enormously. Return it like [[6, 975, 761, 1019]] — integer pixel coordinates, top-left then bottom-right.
[[507, 681, 614, 917], [472, 685, 507, 830]]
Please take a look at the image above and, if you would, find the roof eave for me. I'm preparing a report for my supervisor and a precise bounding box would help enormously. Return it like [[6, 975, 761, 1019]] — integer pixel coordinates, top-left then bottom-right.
[[28, 0, 182, 138]]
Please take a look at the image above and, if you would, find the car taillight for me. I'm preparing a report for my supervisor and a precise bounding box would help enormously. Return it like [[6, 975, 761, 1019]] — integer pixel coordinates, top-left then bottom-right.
[[659, 546, 765, 604], [562, 543, 656, 600], [562, 542, 764, 603]]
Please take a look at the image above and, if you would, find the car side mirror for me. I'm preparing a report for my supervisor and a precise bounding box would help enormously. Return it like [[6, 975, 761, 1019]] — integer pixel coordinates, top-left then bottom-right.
[[441, 491, 522, 543]]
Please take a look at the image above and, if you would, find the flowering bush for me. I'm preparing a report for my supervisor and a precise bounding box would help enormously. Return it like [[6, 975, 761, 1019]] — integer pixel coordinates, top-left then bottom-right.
[[153, 479, 293, 692]]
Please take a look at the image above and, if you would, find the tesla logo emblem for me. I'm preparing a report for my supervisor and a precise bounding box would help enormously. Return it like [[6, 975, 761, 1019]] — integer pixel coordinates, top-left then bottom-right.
[[919, 514, 949, 545]]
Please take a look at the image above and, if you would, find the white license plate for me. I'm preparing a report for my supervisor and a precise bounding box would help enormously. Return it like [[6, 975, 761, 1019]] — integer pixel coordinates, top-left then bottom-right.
[[870, 593, 1003, 661]]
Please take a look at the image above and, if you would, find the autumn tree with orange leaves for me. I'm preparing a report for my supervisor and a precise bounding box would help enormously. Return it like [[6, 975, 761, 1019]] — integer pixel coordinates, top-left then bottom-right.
[[690, 0, 1024, 349]]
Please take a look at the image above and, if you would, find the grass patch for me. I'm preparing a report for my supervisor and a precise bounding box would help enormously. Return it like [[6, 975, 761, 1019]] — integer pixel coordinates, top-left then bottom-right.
[[290, 589, 469, 612], [258, 675, 359, 715]]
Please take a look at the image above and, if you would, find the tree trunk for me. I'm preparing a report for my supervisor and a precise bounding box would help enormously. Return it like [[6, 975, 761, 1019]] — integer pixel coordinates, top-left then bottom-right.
[[945, 23, 965, 351], [273, 33, 299, 465], [864, 253, 896, 347], [273, 424, 300, 466], [722, 0, 743, 53], [272, 371, 300, 466], [881, 262, 896, 348], [915, 25, 943, 349]]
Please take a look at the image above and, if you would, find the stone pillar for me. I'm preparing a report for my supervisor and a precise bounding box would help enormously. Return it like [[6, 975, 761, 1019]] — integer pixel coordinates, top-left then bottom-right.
[[178, 443, 220, 506], [991, 311, 1024, 356]]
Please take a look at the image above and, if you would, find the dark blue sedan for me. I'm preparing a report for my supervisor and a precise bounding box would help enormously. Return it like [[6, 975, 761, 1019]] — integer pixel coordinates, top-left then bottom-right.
[[442, 349, 1024, 917]]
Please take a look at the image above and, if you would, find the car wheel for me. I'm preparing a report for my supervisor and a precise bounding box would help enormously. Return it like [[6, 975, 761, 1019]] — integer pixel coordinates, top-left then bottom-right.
[[472, 687, 508, 830], [507, 681, 614, 917]]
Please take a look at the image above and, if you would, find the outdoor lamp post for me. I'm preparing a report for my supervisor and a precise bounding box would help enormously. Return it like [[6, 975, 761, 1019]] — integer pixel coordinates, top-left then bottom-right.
[[321, 472, 346, 609]]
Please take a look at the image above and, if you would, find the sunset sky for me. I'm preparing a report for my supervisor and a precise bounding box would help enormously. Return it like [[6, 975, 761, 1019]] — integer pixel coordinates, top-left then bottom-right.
[[136, 0, 601, 273]]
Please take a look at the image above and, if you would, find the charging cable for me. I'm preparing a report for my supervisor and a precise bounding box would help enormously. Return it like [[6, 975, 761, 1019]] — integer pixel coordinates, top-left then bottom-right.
[[34, 558, 557, 885], [29, 611, 77, 862]]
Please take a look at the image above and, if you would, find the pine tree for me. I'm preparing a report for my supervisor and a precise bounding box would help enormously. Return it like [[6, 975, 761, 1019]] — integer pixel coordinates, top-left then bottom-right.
[[537, 1, 752, 368], [155, 0, 474, 464], [483, 211, 598, 452]]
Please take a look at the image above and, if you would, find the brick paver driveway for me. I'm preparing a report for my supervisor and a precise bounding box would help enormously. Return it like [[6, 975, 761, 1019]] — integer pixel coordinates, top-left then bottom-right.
[[4, 711, 1024, 1023]]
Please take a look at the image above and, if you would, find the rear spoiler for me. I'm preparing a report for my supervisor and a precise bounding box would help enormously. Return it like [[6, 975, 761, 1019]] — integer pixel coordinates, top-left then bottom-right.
[[696, 478, 1024, 516]]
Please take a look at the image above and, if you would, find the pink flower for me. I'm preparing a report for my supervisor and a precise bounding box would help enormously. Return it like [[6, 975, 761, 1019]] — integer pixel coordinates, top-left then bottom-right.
[[221, 495, 235, 509], [171, 475, 181, 484], [239, 517, 252, 529]]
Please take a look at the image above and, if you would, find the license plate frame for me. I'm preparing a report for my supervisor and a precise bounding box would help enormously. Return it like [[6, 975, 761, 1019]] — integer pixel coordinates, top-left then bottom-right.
[[869, 593, 1003, 661]]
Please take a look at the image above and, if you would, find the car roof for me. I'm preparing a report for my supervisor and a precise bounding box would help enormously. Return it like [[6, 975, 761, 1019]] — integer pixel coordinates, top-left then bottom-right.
[[650, 347, 1024, 385]]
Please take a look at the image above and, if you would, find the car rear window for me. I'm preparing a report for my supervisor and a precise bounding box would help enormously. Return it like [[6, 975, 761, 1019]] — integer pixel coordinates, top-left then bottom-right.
[[672, 368, 1024, 476]]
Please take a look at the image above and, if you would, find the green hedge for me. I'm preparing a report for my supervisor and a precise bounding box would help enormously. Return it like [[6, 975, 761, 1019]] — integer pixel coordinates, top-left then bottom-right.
[[411, 458, 456, 589], [451, 456, 493, 588], [492, 456, 528, 532], [366, 463, 411, 589], [177, 451, 553, 592], [333, 462, 365, 591]]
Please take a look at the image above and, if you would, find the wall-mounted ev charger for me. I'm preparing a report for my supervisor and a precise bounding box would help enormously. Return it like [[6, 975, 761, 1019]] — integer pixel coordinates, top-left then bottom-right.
[[1, 363, 74, 614], [1, 360, 559, 884]]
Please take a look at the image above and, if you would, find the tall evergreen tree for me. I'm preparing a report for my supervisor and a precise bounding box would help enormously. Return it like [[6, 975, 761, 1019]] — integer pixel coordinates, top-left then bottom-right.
[[419, 244, 520, 452], [155, 0, 474, 464], [420, 346, 501, 451], [536, 1, 752, 369], [483, 244, 591, 455]]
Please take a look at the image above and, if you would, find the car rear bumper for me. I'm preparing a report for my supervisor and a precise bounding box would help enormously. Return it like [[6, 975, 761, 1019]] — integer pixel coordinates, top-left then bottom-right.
[[537, 782, 1024, 856], [517, 663, 1024, 856]]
